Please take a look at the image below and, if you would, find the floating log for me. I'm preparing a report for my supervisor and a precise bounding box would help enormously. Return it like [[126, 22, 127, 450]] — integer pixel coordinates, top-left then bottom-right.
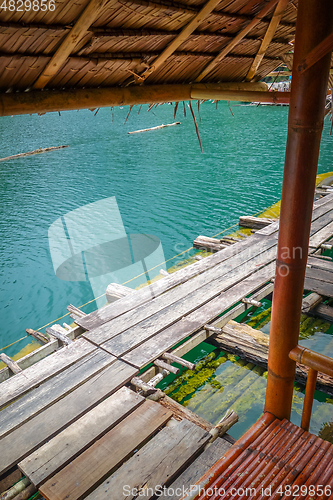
[[0, 354, 22, 375], [302, 292, 323, 313], [209, 320, 333, 395], [106, 283, 133, 303], [0, 477, 30, 500], [26, 328, 50, 344], [67, 304, 87, 318], [45, 326, 73, 345], [154, 359, 179, 375], [193, 235, 227, 252], [128, 122, 180, 134], [0, 145, 68, 163], [162, 352, 195, 370], [130, 376, 157, 395], [239, 216, 278, 229]]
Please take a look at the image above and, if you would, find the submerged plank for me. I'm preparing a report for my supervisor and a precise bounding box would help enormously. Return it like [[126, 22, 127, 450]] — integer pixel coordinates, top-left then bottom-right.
[[122, 262, 275, 368], [101, 247, 277, 358], [39, 400, 173, 500], [0, 360, 137, 475], [0, 349, 116, 440], [0, 339, 95, 410], [77, 232, 269, 330], [19, 386, 144, 487], [86, 418, 210, 500]]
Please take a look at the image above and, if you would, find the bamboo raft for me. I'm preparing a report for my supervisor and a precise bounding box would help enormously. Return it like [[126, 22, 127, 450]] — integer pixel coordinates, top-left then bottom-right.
[[2, 192, 333, 499]]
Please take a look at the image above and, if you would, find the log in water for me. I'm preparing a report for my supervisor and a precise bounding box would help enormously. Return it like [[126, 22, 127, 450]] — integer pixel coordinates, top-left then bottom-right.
[[128, 122, 180, 134], [0, 145, 68, 162]]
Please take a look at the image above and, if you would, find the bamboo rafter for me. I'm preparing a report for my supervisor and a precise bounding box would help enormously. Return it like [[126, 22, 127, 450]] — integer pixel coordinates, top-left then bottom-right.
[[195, 0, 280, 82], [245, 0, 290, 81], [135, 0, 224, 82], [32, 0, 111, 89]]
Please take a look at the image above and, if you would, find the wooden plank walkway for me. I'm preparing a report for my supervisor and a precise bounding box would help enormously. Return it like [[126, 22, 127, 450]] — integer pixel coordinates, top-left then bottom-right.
[[1, 193, 333, 500]]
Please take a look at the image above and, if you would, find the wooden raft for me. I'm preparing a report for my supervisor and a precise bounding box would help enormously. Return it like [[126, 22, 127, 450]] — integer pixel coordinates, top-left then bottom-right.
[[68, 192, 333, 371]]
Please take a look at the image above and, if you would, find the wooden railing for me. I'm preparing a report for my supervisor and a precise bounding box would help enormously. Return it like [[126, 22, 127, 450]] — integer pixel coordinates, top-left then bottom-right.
[[289, 346, 333, 431]]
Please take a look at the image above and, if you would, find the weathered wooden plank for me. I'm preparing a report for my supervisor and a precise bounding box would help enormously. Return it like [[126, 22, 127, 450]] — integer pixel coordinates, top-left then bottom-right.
[[309, 209, 333, 236], [76, 231, 270, 330], [307, 256, 333, 272], [85, 419, 210, 500], [0, 326, 84, 384], [309, 220, 333, 248], [0, 339, 95, 410], [122, 262, 275, 368], [101, 248, 277, 358], [0, 349, 116, 440], [239, 216, 277, 229], [19, 387, 144, 487], [85, 237, 278, 347], [304, 277, 333, 297], [39, 400, 173, 500], [0, 360, 137, 475], [305, 266, 333, 284], [313, 192, 333, 208], [157, 438, 232, 500]]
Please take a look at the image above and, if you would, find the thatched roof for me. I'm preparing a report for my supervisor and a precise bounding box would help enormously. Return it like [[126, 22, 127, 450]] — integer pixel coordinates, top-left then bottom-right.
[[0, 0, 298, 114]]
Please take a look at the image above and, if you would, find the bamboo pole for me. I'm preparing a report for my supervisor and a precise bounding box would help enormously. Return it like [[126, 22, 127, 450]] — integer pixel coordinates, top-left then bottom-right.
[[191, 89, 290, 103], [138, 0, 223, 82], [195, 0, 279, 82], [0, 82, 269, 117], [265, 0, 333, 420], [33, 0, 111, 89], [245, 0, 290, 81]]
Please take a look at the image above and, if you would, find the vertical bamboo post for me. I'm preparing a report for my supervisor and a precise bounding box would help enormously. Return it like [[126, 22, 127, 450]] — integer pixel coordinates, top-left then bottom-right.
[[301, 368, 318, 431], [265, 0, 333, 420]]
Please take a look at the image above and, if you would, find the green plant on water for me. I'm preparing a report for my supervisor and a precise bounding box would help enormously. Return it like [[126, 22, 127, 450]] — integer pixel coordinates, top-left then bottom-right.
[[299, 316, 315, 334], [318, 420, 333, 444], [165, 351, 228, 401], [247, 307, 271, 328]]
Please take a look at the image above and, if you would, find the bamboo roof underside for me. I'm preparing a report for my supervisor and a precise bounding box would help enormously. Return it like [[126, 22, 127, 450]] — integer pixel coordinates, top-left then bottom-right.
[[0, 0, 298, 93]]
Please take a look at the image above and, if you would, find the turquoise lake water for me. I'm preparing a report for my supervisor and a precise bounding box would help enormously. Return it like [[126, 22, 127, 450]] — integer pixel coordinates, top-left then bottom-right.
[[1, 101, 333, 356]]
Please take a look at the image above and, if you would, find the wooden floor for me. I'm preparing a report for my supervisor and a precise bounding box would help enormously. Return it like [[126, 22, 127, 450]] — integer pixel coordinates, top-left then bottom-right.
[[2, 193, 333, 499]]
